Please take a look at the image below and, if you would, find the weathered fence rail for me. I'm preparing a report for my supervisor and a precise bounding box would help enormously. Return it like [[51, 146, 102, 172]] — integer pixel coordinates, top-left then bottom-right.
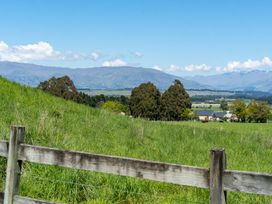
[[0, 126, 272, 204]]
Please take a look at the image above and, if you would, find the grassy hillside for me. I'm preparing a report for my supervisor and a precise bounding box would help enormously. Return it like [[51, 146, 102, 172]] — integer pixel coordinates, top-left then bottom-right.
[[0, 76, 272, 203]]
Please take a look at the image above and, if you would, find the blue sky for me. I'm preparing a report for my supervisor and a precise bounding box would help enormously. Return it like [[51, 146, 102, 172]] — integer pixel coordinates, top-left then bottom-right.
[[0, 0, 272, 76]]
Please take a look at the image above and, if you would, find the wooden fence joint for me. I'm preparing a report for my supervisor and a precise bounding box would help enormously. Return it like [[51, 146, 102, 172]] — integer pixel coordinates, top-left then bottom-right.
[[3, 125, 25, 204], [209, 148, 227, 204]]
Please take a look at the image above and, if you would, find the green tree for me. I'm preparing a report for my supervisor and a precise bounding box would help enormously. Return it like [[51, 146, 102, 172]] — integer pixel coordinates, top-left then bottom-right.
[[181, 108, 195, 121], [246, 101, 270, 123], [101, 101, 129, 114], [220, 100, 228, 111], [38, 76, 81, 102], [129, 82, 161, 120], [230, 100, 247, 122], [160, 80, 191, 121]]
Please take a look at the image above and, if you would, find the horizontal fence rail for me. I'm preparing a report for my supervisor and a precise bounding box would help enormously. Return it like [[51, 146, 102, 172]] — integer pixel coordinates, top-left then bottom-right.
[[1, 140, 272, 196], [0, 192, 55, 204], [224, 170, 272, 195], [0, 126, 272, 204], [0, 140, 209, 188]]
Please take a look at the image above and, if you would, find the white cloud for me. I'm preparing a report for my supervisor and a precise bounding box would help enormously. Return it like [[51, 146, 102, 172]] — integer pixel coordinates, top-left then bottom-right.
[[0, 41, 103, 62], [102, 59, 127, 67], [224, 57, 272, 72], [0, 41, 59, 62], [184, 64, 211, 72], [168, 64, 182, 72], [167, 64, 211, 73], [215, 66, 223, 72], [90, 52, 101, 61], [166, 57, 272, 74], [153, 65, 162, 71], [0, 41, 9, 51], [132, 51, 143, 58]]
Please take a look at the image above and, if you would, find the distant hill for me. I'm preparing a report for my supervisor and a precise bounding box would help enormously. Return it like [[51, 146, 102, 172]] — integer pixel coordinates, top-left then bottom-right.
[[0, 61, 206, 90], [187, 70, 272, 92]]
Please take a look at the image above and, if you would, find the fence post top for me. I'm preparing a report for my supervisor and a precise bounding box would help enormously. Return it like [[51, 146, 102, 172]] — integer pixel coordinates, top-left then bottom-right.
[[11, 125, 25, 129], [210, 148, 225, 153]]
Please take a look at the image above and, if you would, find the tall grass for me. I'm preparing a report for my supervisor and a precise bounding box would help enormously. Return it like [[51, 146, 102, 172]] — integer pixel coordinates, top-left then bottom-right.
[[0, 77, 272, 203]]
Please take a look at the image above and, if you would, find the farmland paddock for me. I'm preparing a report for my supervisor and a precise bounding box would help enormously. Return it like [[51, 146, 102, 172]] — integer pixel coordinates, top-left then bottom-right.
[[0, 126, 272, 204]]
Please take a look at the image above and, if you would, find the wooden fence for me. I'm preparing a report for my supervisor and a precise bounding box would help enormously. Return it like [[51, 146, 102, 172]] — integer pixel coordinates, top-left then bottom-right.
[[0, 125, 272, 204]]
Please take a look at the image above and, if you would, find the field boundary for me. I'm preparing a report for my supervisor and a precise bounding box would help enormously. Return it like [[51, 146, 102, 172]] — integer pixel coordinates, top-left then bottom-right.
[[0, 126, 272, 204]]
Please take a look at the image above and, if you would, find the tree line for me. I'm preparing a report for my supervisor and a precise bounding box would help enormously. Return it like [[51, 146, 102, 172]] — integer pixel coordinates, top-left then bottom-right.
[[38, 75, 271, 123], [230, 100, 271, 123], [38, 76, 191, 121], [38, 75, 129, 110]]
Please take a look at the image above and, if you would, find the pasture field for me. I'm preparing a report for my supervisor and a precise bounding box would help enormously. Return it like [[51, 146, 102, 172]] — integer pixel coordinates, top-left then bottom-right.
[[81, 89, 132, 96], [81, 89, 235, 97], [0, 77, 272, 203], [191, 103, 222, 111]]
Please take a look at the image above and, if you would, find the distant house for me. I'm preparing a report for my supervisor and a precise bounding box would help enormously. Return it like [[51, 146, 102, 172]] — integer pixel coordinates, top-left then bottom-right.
[[194, 110, 238, 122], [194, 110, 214, 122], [212, 112, 226, 121], [225, 111, 238, 122]]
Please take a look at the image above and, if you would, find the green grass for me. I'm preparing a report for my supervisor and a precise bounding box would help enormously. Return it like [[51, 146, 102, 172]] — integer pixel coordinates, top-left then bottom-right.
[[0, 77, 272, 203]]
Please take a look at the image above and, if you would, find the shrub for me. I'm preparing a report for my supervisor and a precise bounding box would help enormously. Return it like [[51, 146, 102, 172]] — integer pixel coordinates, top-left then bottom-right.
[[101, 101, 129, 114]]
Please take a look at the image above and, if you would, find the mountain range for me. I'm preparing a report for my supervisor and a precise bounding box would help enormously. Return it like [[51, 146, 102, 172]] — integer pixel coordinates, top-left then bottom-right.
[[187, 71, 272, 92], [0, 61, 205, 90], [0, 61, 272, 92]]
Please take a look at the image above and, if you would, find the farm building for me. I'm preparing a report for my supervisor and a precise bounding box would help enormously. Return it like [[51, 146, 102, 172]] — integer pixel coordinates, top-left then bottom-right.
[[225, 111, 238, 121], [212, 112, 226, 121], [194, 110, 238, 122], [194, 110, 214, 121]]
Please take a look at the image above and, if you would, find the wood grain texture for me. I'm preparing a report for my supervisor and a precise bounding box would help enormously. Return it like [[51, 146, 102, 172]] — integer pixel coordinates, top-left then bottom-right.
[[17, 144, 210, 188], [0, 192, 3, 203], [4, 126, 25, 204], [0, 192, 56, 204], [13, 195, 56, 204], [1, 140, 272, 196], [209, 148, 226, 204], [224, 170, 272, 195], [0, 141, 8, 157]]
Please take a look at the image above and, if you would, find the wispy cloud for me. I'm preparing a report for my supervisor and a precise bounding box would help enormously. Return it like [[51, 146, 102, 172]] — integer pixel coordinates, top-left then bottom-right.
[[131, 51, 143, 58], [90, 52, 102, 61], [184, 64, 211, 72], [167, 64, 211, 73], [102, 59, 127, 67]]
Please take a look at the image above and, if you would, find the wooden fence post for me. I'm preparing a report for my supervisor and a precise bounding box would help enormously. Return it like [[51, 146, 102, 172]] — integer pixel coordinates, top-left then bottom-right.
[[209, 148, 227, 204], [4, 125, 25, 204]]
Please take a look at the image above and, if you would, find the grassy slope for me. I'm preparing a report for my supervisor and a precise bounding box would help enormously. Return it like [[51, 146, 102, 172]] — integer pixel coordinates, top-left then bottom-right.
[[0, 77, 272, 203]]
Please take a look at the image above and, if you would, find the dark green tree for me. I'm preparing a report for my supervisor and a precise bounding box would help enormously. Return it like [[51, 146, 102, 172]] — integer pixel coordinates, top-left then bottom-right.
[[220, 100, 228, 111], [129, 82, 161, 120], [160, 80, 191, 121], [246, 100, 270, 123], [38, 76, 81, 102]]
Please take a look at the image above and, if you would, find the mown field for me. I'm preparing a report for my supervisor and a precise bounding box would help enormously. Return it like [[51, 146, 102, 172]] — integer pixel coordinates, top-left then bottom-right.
[[0, 77, 272, 203]]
